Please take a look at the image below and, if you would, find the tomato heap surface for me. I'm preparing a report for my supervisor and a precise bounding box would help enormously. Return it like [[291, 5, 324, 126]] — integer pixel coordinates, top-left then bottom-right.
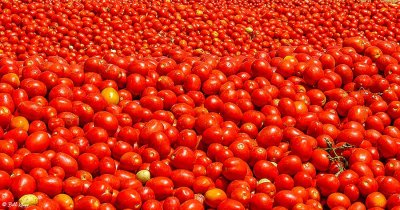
[[1, 0, 400, 209]]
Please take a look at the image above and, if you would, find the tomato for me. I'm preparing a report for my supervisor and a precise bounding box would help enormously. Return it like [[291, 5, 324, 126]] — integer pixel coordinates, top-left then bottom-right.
[[146, 177, 174, 200], [327, 193, 351, 209], [180, 199, 205, 210], [0, 189, 14, 208], [162, 196, 180, 210], [252, 160, 279, 181], [377, 135, 398, 159], [349, 148, 373, 166], [202, 188, 227, 208], [256, 126, 282, 148], [315, 174, 340, 197], [274, 174, 294, 191], [10, 174, 36, 198], [273, 190, 303, 209], [74, 196, 101, 210], [365, 192, 387, 209], [92, 111, 119, 135], [222, 157, 248, 181], [51, 152, 78, 178], [21, 153, 51, 173], [217, 199, 245, 210], [277, 155, 302, 176], [37, 176, 63, 198], [387, 194, 400, 210], [378, 176, 400, 197], [53, 194, 74, 210], [170, 146, 196, 171], [119, 152, 142, 173], [0, 153, 14, 173], [357, 176, 379, 197]]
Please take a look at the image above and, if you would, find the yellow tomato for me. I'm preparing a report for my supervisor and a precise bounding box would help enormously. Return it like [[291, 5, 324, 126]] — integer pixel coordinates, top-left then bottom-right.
[[10, 116, 29, 131], [101, 87, 120, 105]]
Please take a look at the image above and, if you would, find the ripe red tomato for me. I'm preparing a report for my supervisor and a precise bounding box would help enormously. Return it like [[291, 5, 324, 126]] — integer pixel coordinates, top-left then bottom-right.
[[222, 157, 248, 181], [146, 177, 174, 200], [315, 174, 340, 197], [10, 174, 36, 198], [277, 155, 302, 176]]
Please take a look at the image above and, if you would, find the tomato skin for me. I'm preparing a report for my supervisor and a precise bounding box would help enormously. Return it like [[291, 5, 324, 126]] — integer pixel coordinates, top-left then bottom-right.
[[252, 160, 279, 181], [86, 181, 113, 203], [9, 174, 36, 198], [387, 194, 400, 209], [63, 176, 84, 198], [74, 196, 101, 210], [222, 157, 248, 181], [289, 136, 313, 162], [0, 189, 14, 207], [273, 190, 303, 209], [51, 152, 78, 178], [0, 152, 14, 173], [249, 193, 273, 210], [25, 131, 51, 153], [377, 135, 398, 159], [146, 177, 174, 200], [277, 155, 302, 176], [37, 176, 63, 198], [327, 193, 351, 209], [310, 149, 330, 172], [315, 174, 340, 197], [115, 189, 142, 210], [204, 188, 227, 208], [357, 176, 379, 197], [217, 198, 245, 210], [0, 170, 11, 189], [162, 196, 180, 210], [378, 176, 400, 197], [180, 199, 205, 210], [256, 125, 283, 148], [169, 169, 194, 188], [274, 174, 294, 191], [21, 153, 51, 173], [170, 146, 196, 171]]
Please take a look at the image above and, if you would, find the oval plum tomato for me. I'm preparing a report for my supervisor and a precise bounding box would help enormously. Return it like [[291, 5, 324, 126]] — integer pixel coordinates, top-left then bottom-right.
[[51, 152, 78, 178], [170, 146, 196, 170], [53, 194, 74, 210], [37, 176, 63, 197], [115, 189, 142, 210], [315, 174, 340, 197], [217, 198, 245, 210], [74, 196, 101, 210], [0, 153, 14, 173], [277, 155, 302, 176], [256, 126, 282, 148], [9, 174, 36, 198], [93, 111, 119, 135], [365, 192, 387, 209], [273, 190, 302, 209], [252, 160, 279, 181], [180, 199, 205, 210], [222, 157, 248, 181], [204, 188, 227, 208], [0, 189, 14, 208], [327, 193, 351, 209], [25, 131, 50, 153], [145, 177, 174, 200]]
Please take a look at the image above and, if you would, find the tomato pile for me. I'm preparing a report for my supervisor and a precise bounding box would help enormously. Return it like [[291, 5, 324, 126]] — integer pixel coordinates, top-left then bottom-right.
[[1, 0, 400, 209]]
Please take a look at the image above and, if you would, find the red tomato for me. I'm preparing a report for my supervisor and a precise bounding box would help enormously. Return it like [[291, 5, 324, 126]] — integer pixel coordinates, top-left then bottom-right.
[[146, 177, 174, 200], [273, 190, 303, 209], [222, 157, 248, 181], [10, 174, 36, 198]]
